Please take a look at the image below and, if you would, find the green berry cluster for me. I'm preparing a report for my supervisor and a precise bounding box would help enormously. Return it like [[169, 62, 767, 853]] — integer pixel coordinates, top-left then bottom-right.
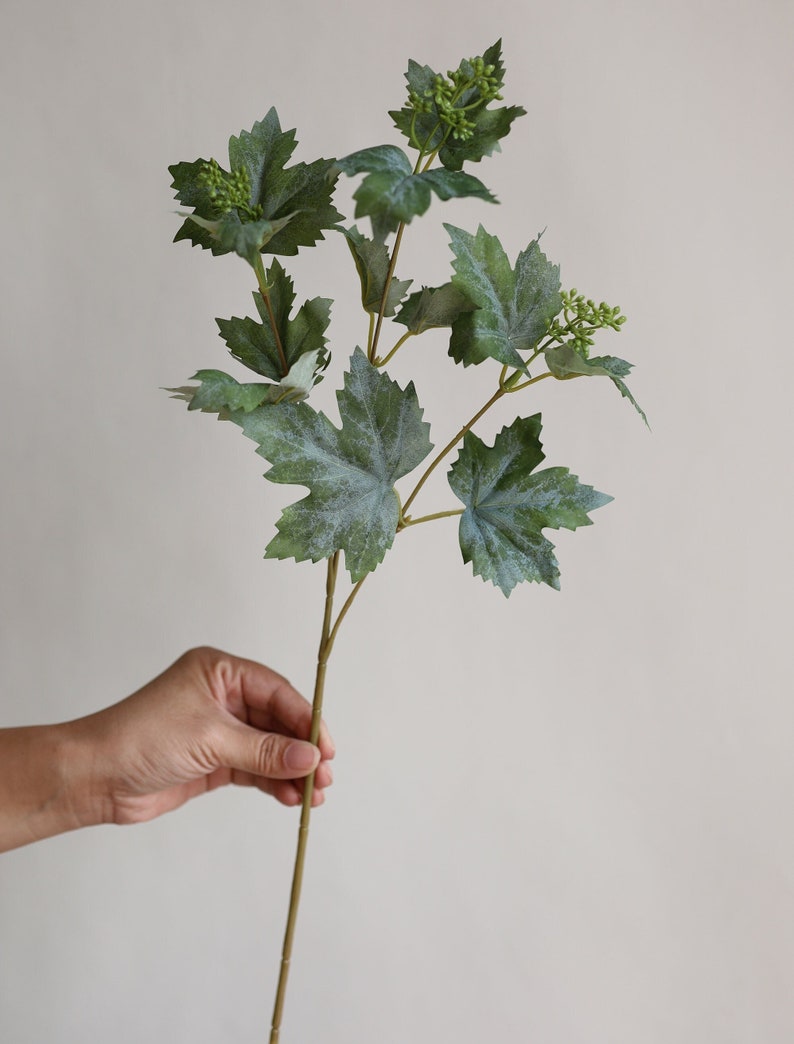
[[198, 158, 263, 220], [407, 56, 503, 143], [547, 289, 626, 356]]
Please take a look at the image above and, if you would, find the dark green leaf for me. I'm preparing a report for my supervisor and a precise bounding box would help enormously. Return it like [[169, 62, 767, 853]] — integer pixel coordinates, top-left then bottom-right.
[[336, 146, 496, 239], [183, 211, 297, 267], [168, 371, 275, 413], [230, 349, 433, 580], [170, 108, 343, 258], [438, 105, 526, 171], [448, 415, 612, 595], [544, 346, 648, 425], [216, 259, 331, 380], [393, 283, 477, 334], [167, 353, 324, 415], [342, 226, 412, 315], [390, 41, 525, 170], [446, 224, 562, 370]]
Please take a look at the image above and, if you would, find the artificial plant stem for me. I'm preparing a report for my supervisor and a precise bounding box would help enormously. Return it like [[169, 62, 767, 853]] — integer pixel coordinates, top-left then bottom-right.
[[254, 257, 289, 378], [269, 552, 340, 1044], [377, 331, 413, 368], [400, 508, 463, 528], [402, 386, 506, 515], [369, 222, 407, 361]]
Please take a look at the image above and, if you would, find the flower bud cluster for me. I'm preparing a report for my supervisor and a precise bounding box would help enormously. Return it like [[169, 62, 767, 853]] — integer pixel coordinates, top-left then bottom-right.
[[548, 290, 626, 356], [198, 159, 263, 220], [405, 55, 504, 143]]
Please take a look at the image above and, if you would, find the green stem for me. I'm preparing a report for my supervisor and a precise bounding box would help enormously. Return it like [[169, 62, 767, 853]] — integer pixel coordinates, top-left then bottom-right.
[[254, 256, 289, 378], [399, 508, 463, 529], [269, 553, 341, 1044], [376, 331, 414, 368], [508, 371, 555, 393], [370, 222, 406, 362], [402, 386, 506, 516], [366, 311, 376, 360], [268, 557, 368, 1043]]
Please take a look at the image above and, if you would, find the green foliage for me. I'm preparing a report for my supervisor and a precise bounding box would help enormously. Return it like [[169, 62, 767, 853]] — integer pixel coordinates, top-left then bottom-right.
[[448, 416, 612, 595], [393, 283, 476, 334], [342, 226, 413, 315], [229, 350, 433, 581], [390, 40, 526, 170], [170, 108, 343, 260], [168, 352, 324, 414], [216, 259, 331, 380], [335, 145, 496, 240], [446, 224, 562, 371], [168, 43, 645, 1041], [542, 291, 647, 424], [170, 40, 644, 598]]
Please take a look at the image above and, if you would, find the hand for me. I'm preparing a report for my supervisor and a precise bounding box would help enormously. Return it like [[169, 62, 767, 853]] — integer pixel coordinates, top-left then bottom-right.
[[0, 647, 334, 852], [85, 647, 335, 825]]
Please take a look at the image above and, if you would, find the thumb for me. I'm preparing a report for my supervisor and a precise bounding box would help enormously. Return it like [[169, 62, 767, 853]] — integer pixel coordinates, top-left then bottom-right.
[[214, 719, 320, 780]]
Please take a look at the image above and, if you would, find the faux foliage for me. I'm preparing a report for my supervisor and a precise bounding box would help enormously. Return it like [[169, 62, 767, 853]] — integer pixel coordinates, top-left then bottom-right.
[[167, 38, 644, 1043]]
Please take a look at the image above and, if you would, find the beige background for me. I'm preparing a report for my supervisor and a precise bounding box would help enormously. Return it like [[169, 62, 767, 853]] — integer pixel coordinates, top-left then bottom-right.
[[1, 1, 792, 1041]]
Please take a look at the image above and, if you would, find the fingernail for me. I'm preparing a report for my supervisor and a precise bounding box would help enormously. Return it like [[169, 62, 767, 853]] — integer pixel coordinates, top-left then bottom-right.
[[285, 742, 318, 772]]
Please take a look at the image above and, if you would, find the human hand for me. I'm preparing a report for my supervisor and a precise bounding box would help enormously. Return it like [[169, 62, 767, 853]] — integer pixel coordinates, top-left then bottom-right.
[[81, 647, 334, 826], [0, 647, 335, 852]]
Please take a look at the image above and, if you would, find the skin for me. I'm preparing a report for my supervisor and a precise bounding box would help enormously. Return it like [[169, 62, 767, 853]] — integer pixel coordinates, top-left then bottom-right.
[[0, 647, 334, 854]]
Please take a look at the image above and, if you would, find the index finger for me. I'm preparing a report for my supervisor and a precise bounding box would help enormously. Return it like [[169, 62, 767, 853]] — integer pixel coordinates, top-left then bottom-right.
[[214, 652, 335, 760]]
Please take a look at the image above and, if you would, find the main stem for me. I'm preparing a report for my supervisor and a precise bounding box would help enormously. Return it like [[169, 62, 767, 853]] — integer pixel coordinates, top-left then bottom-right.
[[269, 552, 340, 1043]]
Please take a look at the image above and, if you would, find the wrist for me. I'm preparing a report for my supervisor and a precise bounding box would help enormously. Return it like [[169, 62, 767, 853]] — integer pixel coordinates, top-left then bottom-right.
[[0, 720, 110, 853]]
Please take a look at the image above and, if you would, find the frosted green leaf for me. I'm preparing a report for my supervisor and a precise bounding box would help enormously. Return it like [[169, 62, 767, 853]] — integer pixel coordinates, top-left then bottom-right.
[[544, 346, 648, 425], [231, 349, 433, 581], [168, 352, 324, 415], [393, 283, 477, 334], [448, 415, 612, 595], [342, 226, 412, 315], [336, 145, 496, 240], [181, 211, 297, 267], [390, 41, 525, 170], [216, 259, 331, 380], [170, 108, 343, 257], [446, 224, 562, 371], [168, 371, 275, 413]]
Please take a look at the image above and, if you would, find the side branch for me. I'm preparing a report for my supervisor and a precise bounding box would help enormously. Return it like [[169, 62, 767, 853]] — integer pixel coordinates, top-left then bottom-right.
[[402, 386, 506, 515]]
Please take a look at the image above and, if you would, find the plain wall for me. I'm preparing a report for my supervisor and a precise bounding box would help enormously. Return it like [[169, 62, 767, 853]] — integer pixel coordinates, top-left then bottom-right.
[[1, 1, 792, 1042]]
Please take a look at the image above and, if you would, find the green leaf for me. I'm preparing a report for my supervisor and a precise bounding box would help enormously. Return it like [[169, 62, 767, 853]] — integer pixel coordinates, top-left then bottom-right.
[[544, 346, 648, 426], [168, 371, 276, 413], [182, 211, 298, 267], [216, 259, 332, 380], [336, 146, 496, 239], [446, 224, 562, 370], [231, 349, 433, 580], [393, 283, 477, 334], [342, 226, 412, 315], [448, 415, 612, 595], [170, 108, 343, 258], [168, 352, 324, 415], [438, 105, 526, 171], [389, 41, 525, 170]]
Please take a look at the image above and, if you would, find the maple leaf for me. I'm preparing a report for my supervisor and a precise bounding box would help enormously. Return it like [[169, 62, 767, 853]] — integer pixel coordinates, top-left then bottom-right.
[[544, 345, 649, 426], [342, 226, 412, 315], [448, 415, 612, 595], [446, 224, 562, 371], [170, 108, 343, 258], [390, 41, 525, 171], [167, 352, 324, 415], [335, 145, 496, 240], [393, 283, 477, 334], [216, 259, 331, 381], [230, 349, 433, 580]]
